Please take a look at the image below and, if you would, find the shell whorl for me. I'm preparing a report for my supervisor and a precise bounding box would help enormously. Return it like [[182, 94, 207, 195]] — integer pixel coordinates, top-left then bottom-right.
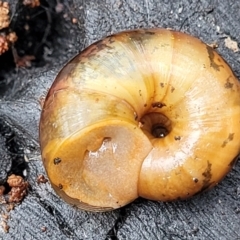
[[40, 28, 240, 211]]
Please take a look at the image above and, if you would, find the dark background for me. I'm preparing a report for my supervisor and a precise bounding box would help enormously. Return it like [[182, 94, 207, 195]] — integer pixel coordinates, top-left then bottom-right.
[[0, 0, 240, 239]]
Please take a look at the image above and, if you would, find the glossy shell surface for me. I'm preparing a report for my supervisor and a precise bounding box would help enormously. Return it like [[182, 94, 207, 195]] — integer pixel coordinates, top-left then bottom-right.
[[40, 28, 240, 211]]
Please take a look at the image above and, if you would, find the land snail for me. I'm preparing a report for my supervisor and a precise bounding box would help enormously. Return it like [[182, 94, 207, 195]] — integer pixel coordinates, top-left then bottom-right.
[[39, 28, 240, 212]]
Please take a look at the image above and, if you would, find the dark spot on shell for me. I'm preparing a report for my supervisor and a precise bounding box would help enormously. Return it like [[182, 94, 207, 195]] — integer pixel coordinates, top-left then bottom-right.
[[199, 161, 213, 192], [224, 77, 234, 89], [80, 46, 98, 59], [193, 178, 198, 183], [191, 163, 216, 196], [107, 36, 115, 44], [174, 136, 181, 141], [206, 45, 224, 71], [171, 86, 175, 92], [139, 90, 142, 96], [202, 161, 212, 180], [96, 40, 113, 51], [144, 103, 147, 107], [152, 102, 166, 108], [144, 30, 155, 35], [124, 30, 147, 45], [80, 39, 114, 59], [160, 83, 164, 88], [54, 157, 61, 165], [58, 184, 63, 189], [222, 133, 234, 147]]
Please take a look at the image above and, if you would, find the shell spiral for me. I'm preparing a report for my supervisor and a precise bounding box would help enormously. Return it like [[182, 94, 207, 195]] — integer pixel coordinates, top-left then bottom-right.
[[39, 28, 240, 211]]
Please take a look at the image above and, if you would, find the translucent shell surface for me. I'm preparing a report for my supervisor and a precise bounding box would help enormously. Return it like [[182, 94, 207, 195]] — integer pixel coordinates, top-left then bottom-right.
[[39, 28, 240, 211]]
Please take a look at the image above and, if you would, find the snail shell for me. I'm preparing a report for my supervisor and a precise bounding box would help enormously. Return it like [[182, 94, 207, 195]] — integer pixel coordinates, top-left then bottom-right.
[[39, 28, 240, 211]]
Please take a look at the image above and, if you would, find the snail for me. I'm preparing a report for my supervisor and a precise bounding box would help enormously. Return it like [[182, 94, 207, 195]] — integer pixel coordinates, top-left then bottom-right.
[[39, 28, 240, 212]]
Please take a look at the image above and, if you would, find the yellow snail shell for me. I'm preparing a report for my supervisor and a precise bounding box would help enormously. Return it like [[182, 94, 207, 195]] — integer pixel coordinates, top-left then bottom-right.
[[39, 28, 240, 211]]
